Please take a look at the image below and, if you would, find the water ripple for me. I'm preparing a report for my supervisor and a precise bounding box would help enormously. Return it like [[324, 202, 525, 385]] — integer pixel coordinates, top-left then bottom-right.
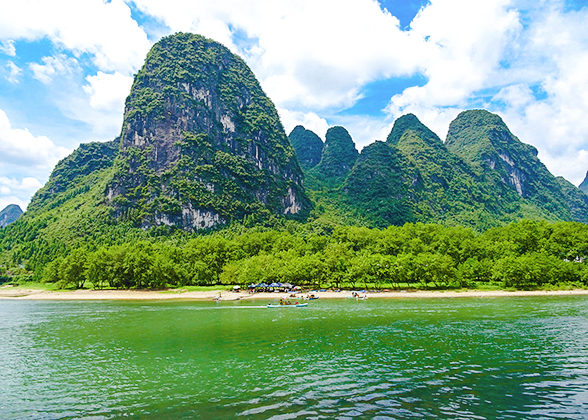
[[1, 297, 588, 419]]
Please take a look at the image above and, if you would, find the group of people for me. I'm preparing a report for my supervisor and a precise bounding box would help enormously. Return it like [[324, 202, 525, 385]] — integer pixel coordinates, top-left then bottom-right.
[[279, 297, 300, 305]]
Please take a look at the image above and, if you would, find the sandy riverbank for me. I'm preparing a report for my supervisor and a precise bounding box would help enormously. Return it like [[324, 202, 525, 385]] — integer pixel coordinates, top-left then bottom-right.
[[2, 286, 588, 301]]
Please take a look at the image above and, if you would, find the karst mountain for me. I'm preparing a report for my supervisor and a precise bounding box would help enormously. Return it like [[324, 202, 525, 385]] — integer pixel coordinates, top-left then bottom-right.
[[2, 32, 588, 272]]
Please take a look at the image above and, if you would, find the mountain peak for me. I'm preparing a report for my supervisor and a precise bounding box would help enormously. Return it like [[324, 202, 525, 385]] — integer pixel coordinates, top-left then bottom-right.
[[106, 32, 310, 229], [387, 113, 442, 146], [445, 109, 585, 221], [288, 125, 324, 170], [445, 109, 537, 152], [579, 171, 588, 195], [446, 109, 545, 198], [0, 204, 23, 228], [314, 126, 359, 179]]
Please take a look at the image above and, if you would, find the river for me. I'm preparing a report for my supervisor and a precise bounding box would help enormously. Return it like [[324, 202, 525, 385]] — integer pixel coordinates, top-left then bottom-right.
[[1, 296, 588, 419]]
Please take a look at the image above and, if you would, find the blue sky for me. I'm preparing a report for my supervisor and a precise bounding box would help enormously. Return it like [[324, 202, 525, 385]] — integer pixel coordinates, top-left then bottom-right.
[[1, 0, 588, 210]]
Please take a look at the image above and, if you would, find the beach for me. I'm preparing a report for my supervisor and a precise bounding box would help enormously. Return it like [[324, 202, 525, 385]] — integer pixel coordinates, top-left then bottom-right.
[[2, 285, 588, 300]]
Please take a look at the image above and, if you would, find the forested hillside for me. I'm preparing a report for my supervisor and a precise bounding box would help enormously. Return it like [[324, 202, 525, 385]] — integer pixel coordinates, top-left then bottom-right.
[[38, 220, 588, 291], [291, 111, 588, 230], [1, 32, 588, 288], [0, 33, 311, 274]]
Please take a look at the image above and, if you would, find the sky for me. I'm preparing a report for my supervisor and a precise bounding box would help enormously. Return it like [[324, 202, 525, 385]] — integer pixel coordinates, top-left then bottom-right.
[[1, 0, 588, 210]]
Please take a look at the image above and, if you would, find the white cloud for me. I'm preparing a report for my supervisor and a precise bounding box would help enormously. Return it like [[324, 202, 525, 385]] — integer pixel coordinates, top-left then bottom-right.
[[0, 176, 43, 210], [5, 61, 21, 84], [51, 81, 126, 143], [0, 1, 150, 162], [486, 4, 588, 184], [0, 40, 16, 56], [130, 0, 425, 111], [0, 196, 28, 212], [0, 176, 42, 195], [493, 84, 535, 111], [29, 54, 80, 84], [0, 176, 41, 210], [372, 0, 588, 185], [83, 71, 134, 111], [27, 62, 129, 143], [386, 0, 521, 115], [0, 109, 70, 170], [1, 0, 588, 194], [278, 109, 329, 140], [0, 0, 151, 74]]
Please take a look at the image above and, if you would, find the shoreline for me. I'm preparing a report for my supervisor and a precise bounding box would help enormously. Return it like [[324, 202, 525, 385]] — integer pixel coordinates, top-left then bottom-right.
[[2, 286, 588, 301]]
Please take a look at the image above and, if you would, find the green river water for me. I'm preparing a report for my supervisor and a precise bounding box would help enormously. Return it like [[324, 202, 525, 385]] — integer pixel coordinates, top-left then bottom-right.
[[1, 296, 588, 419]]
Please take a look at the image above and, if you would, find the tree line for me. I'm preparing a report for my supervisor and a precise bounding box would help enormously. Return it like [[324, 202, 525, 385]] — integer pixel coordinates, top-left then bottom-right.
[[38, 219, 588, 290]]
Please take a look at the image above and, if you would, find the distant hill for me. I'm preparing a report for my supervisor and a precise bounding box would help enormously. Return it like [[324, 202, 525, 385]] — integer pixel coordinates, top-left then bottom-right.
[[0, 204, 22, 228], [293, 110, 588, 229], [445, 110, 585, 221], [311, 126, 359, 183], [555, 176, 588, 223], [288, 125, 324, 170], [342, 141, 416, 227], [579, 171, 588, 195]]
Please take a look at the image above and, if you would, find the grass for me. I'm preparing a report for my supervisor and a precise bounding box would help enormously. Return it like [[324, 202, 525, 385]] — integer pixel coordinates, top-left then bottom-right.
[[1, 282, 61, 291], [165, 285, 235, 292], [473, 282, 504, 291], [539, 282, 588, 291], [5, 280, 586, 294]]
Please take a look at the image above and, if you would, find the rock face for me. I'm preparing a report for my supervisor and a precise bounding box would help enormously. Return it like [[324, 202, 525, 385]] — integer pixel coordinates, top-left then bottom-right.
[[295, 110, 588, 229], [288, 126, 324, 170], [445, 110, 536, 195], [445, 109, 577, 221], [0, 204, 23, 228], [106, 33, 310, 229], [314, 126, 359, 180]]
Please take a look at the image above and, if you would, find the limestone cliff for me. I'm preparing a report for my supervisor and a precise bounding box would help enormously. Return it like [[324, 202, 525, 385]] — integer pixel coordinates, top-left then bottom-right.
[[445, 109, 581, 222], [106, 33, 310, 229]]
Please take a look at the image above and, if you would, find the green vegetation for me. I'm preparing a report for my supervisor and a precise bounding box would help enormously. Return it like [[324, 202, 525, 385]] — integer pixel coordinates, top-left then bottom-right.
[[16, 220, 586, 292], [311, 126, 359, 182], [2, 34, 588, 296], [112, 32, 310, 229], [341, 141, 415, 227], [295, 111, 588, 231], [445, 109, 586, 222], [288, 125, 324, 170]]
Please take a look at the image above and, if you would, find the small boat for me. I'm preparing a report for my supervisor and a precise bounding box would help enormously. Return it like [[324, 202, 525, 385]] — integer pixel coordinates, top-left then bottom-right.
[[267, 303, 308, 308]]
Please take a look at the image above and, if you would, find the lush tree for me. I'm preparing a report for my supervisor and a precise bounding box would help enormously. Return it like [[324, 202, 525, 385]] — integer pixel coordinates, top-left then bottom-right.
[[57, 249, 88, 289], [323, 242, 353, 289]]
